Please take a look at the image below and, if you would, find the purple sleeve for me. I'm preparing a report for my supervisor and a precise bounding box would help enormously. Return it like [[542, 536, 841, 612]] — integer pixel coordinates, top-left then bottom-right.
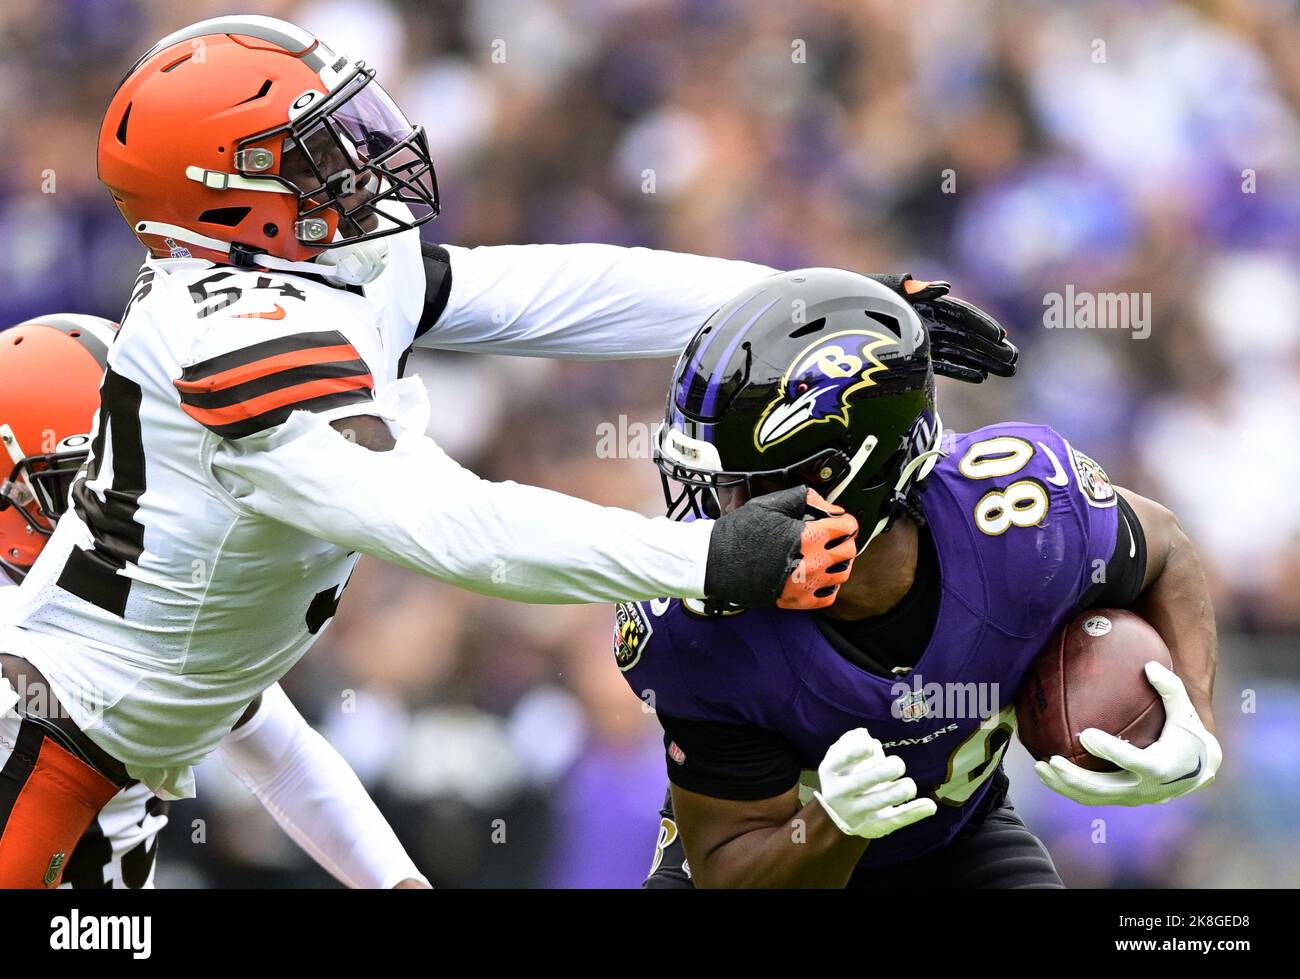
[[1057, 432, 1122, 607]]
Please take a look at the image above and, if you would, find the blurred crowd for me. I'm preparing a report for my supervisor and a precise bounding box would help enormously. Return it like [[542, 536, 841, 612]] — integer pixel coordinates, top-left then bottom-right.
[[1, 0, 1297, 887]]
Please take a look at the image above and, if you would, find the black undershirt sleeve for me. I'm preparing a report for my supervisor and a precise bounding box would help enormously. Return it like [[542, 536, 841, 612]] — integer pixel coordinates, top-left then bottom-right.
[[415, 242, 453, 339], [1071, 492, 1148, 616], [657, 712, 803, 802], [398, 243, 453, 378]]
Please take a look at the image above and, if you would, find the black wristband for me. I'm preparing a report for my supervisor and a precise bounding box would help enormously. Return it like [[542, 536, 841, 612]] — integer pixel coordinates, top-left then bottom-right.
[[704, 486, 806, 607], [863, 273, 912, 296]]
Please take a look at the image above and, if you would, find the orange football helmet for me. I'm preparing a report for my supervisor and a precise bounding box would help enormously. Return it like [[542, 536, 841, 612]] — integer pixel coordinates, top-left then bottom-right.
[[97, 15, 439, 285], [0, 316, 116, 583]]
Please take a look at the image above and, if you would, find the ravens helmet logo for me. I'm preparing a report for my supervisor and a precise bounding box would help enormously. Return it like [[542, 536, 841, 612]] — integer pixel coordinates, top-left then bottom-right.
[[754, 329, 899, 451]]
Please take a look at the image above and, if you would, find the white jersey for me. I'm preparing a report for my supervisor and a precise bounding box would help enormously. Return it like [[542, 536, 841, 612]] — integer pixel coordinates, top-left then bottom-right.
[[0, 231, 774, 798], [1, 578, 167, 888]]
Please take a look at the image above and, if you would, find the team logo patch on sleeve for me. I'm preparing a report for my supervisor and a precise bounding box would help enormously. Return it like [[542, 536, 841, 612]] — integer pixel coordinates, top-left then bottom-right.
[[613, 601, 653, 671], [174, 330, 374, 439], [1068, 444, 1116, 508]]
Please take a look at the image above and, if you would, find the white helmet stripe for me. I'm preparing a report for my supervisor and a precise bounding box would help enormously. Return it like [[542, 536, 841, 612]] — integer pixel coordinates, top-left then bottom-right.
[[123, 16, 333, 83]]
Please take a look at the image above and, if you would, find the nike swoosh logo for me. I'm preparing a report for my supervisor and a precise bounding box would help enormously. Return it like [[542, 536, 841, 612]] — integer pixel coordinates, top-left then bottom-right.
[[1161, 758, 1202, 785], [233, 303, 286, 320], [1120, 509, 1137, 558], [1037, 441, 1070, 486]]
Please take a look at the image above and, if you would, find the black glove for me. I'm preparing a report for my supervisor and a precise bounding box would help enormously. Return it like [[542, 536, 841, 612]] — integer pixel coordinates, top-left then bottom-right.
[[704, 486, 858, 611], [867, 274, 1018, 384]]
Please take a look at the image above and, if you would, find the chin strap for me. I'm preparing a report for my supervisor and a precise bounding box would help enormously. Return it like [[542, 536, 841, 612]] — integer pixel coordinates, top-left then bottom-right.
[[825, 434, 878, 507], [133, 221, 390, 287], [310, 238, 390, 286], [858, 412, 945, 553]]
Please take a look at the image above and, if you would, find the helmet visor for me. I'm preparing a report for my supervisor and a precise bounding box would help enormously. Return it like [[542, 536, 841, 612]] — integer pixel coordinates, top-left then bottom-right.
[[242, 67, 440, 246]]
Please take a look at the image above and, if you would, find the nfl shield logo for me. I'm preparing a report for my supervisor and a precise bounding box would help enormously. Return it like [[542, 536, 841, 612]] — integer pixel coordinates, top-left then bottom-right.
[[895, 689, 930, 723]]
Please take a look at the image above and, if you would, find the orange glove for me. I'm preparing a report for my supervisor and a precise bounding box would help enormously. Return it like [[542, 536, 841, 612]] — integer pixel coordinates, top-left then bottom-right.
[[705, 486, 857, 612], [778, 490, 859, 610]]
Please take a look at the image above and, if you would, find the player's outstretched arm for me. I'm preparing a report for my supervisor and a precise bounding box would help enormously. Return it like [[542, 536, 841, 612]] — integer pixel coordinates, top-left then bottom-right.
[[218, 684, 429, 889], [418, 245, 1017, 381], [672, 730, 935, 888], [211, 405, 854, 608], [1034, 488, 1221, 807], [418, 243, 777, 360]]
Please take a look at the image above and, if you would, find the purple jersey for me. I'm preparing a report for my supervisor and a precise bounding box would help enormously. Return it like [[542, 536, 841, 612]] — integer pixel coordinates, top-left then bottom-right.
[[616, 422, 1121, 869]]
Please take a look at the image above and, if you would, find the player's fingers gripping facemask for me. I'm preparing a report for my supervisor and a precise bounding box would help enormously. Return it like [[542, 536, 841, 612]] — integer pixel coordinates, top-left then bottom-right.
[[656, 267, 946, 615], [98, 15, 439, 287], [704, 485, 859, 612], [0, 317, 116, 583]]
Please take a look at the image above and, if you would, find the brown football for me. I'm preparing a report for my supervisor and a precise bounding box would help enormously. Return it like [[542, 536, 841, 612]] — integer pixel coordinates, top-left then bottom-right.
[[1016, 608, 1171, 772]]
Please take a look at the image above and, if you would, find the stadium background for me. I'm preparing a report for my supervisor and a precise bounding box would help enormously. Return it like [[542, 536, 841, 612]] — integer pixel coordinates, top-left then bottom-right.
[[1, 0, 1297, 887]]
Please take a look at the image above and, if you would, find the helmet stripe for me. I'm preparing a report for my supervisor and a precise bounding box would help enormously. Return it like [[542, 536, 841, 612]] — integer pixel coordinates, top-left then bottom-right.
[[699, 295, 780, 419], [73, 327, 111, 372], [120, 16, 330, 90], [12, 315, 115, 371], [679, 290, 765, 414]]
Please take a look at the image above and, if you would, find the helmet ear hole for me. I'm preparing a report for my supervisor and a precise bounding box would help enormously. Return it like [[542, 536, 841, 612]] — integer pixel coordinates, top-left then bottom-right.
[[115, 103, 132, 145], [198, 206, 252, 227], [234, 79, 273, 106], [789, 317, 826, 340], [865, 311, 901, 335]]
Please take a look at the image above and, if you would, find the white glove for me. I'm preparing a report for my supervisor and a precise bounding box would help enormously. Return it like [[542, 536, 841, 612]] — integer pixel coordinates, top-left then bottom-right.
[[813, 728, 938, 839], [1034, 661, 1221, 807]]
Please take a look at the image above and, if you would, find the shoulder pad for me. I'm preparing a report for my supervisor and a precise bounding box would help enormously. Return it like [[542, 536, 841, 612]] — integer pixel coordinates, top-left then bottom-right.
[[170, 270, 383, 440], [933, 422, 1119, 633]]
